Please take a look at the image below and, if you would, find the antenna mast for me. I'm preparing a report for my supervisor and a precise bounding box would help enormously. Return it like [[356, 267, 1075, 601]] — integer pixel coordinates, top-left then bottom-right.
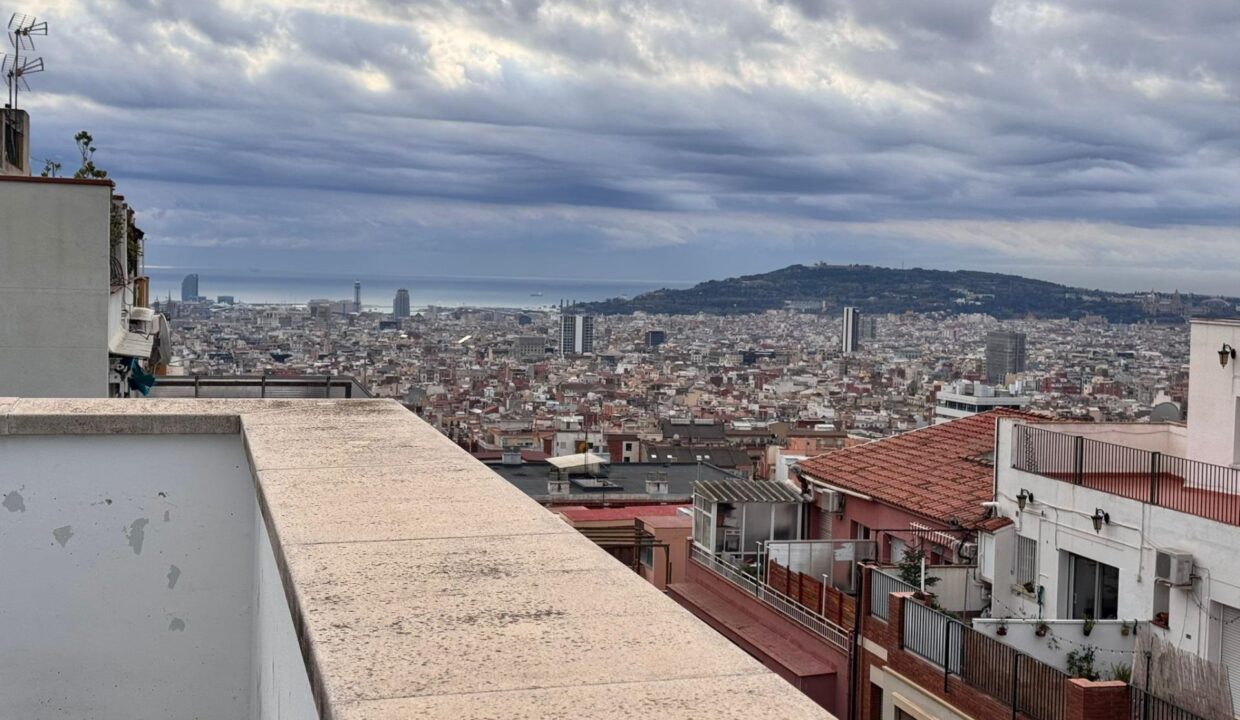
[[3, 13, 47, 109]]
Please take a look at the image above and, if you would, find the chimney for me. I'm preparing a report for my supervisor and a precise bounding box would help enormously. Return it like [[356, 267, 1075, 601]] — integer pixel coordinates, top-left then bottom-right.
[[501, 450, 522, 466], [1, 109, 31, 176], [645, 472, 668, 496]]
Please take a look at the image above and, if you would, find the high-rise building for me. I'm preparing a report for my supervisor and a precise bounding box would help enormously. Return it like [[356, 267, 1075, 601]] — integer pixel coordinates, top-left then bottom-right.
[[353, 281, 362, 313], [181, 274, 199, 302], [859, 316, 878, 341], [986, 330, 1027, 384], [560, 313, 595, 355], [646, 329, 667, 348], [393, 288, 410, 319], [842, 307, 860, 354]]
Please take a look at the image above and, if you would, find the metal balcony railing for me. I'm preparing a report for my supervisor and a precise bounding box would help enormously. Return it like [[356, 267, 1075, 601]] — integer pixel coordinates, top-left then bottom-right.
[[149, 374, 371, 399], [1013, 425, 1240, 527], [690, 544, 851, 652]]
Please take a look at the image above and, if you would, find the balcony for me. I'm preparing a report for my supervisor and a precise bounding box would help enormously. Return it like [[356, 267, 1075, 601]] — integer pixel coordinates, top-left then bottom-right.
[[0, 398, 834, 719], [1012, 424, 1240, 526]]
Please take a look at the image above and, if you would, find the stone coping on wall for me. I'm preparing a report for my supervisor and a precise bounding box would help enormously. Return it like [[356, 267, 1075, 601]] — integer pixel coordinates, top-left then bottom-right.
[[0, 398, 835, 720]]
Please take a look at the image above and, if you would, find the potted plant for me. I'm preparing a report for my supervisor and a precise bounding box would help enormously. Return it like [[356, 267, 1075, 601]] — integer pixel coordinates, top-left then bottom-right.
[[996, 619, 1009, 637], [1121, 621, 1132, 637], [1083, 616, 1095, 637], [1035, 621, 1050, 637], [1022, 581, 1037, 595]]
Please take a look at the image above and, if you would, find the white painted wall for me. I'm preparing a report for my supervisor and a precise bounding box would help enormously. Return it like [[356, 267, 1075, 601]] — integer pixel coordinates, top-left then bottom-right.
[[992, 418, 1240, 676], [0, 179, 113, 397], [252, 509, 317, 720], [1024, 421, 1188, 457], [972, 618, 1137, 676], [0, 435, 257, 719], [1187, 319, 1240, 466]]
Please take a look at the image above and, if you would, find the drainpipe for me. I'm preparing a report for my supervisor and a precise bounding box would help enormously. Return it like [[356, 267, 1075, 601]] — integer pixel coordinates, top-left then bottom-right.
[[849, 565, 863, 720]]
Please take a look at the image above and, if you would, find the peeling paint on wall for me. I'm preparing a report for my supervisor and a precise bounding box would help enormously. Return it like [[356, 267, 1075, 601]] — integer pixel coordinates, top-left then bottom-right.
[[168, 617, 186, 632], [167, 565, 181, 589], [52, 525, 74, 547], [124, 518, 150, 555], [3, 491, 25, 512], [164, 510, 171, 522]]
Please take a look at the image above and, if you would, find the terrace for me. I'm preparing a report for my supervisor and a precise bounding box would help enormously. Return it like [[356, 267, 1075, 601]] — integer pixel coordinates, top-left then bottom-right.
[[1012, 424, 1240, 526], [0, 398, 834, 720]]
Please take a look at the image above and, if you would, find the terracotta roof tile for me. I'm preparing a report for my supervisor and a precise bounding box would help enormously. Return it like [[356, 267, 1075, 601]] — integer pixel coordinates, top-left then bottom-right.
[[797, 409, 1041, 526]]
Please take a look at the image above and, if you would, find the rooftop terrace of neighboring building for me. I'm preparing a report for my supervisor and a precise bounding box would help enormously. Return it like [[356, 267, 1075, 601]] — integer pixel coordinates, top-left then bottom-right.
[[0, 397, 834, 720]]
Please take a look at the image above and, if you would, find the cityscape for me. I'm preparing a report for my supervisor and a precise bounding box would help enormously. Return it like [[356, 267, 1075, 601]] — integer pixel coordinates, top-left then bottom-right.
[[3, 3, 1240, 720]]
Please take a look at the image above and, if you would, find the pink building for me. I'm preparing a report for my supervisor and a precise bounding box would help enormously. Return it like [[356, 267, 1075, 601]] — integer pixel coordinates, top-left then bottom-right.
[[796, 409, 1040, 566]]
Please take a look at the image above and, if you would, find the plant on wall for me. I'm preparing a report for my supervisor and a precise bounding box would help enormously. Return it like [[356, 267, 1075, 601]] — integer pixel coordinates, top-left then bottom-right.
[[1066, 646, 1099, 681], [72, 130, 108, 179], [1109, 663, 1132, 683]]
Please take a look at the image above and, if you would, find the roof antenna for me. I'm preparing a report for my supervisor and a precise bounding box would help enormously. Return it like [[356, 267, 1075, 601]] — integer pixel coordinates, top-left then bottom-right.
[[3, 13, 47, 110]]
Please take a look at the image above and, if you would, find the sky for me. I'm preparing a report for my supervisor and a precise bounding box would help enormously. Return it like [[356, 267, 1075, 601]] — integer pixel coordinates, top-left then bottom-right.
[[20, 0, 1240, 294]]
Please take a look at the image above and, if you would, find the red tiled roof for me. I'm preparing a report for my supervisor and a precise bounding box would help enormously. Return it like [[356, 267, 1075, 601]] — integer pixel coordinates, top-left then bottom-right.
[[557, 504, 687, 522], [796, 410, 1041, 526]]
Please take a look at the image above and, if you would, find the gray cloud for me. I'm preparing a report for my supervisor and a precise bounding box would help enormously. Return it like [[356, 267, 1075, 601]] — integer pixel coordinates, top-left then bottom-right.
[[19, 0, 1240, 293]]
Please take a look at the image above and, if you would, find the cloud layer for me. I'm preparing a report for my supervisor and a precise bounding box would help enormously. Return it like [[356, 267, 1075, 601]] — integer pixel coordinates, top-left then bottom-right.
[[23, 0, 1240, 292]]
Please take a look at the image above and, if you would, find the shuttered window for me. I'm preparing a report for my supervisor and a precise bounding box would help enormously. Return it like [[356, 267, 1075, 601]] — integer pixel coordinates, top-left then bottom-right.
[[1016, 535, 1037, 588]]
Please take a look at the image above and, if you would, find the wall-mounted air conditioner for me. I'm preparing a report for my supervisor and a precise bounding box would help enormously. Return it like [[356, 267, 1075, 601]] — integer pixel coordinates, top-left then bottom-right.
[[818, 489, 844, 514], [1155, 550, 1193, 587]]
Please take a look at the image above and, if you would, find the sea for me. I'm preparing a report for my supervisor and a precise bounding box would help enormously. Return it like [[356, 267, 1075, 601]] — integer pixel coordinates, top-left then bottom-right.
[[147, 268, 690, 311]]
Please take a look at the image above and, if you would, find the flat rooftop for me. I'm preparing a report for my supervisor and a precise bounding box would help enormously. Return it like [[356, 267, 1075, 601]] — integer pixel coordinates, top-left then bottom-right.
[[0, 397, 834, 720]]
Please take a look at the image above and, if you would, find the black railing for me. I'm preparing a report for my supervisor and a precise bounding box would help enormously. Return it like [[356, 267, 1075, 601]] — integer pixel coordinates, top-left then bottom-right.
[[900, 597, 1067, 720], [870, 569, 917, 621], [1013, 425, 1240, 527], [148, 374, 370, 399], [1130, 688, 1212, 720]]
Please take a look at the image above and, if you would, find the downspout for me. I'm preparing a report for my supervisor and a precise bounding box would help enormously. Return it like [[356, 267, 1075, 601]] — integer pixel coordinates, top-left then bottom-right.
[[849, 564, 863, 720]]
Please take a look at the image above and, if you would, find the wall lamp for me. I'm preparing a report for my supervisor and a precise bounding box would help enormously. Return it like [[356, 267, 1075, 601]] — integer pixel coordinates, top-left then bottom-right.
[[1017, 489, 1035, 510], [1221, 344, 1236, 368], [1091, 508, 1110, 533]]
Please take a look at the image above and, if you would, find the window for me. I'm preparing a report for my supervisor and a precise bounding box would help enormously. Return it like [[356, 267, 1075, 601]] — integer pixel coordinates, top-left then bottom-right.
[[1016, 535, 1037, 589], [639, 544, 654, 570], [1068, 553, 1119, 620]]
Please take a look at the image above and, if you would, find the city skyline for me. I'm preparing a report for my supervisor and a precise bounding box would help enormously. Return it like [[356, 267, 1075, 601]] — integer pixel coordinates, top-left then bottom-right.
[[21, 1, 1240, 295]]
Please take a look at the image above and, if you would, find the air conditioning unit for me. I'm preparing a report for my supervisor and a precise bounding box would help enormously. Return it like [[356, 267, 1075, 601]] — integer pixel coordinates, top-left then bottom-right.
[[818, 489, 844, 514], [957, 542, 978, 564], [1155, 550, 1193, 587]]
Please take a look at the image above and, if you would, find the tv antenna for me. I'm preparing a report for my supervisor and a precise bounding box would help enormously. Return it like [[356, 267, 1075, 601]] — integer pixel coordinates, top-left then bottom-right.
[[3, 13, 47, 109]]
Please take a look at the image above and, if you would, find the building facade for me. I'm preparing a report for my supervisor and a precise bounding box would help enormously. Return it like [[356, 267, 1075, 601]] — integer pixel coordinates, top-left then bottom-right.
[[560, 313, 595, 355], [181, 273, 199, 302], [842, 307, 859, 354], [985, 329, 1027, 384], [393, 288, 411, 318]]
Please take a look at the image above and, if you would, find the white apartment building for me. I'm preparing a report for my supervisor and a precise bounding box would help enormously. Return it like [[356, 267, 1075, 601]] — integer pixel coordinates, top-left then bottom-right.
[[933, 380, 1032, 424], [0, 109, 165, 397], [981, 318, 1240, 715]]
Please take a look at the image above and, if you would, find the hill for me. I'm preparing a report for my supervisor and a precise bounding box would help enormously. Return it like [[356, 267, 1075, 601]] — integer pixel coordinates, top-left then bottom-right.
[[577, 264, 1200, 322]]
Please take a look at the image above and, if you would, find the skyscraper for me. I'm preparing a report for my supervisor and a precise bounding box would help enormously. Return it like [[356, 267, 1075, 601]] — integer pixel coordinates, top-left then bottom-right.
[[842, 307, 860, 354], [986, 330, 1027, 384], [353, 281, 362, 313], [181, 274, 199, 302], [560, 313, 595, 355], [393, 288, 410, 319]]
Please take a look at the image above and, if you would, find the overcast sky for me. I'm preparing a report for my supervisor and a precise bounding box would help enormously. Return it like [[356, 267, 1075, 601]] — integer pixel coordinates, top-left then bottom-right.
[[23, 0, 1240, 293]]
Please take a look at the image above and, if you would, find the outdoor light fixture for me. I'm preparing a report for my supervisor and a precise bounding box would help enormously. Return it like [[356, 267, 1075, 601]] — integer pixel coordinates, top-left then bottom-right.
[[1221, 344, 1236, 368], [1017, 489, 1034, 510], [1091, 508, 1110, 533]]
